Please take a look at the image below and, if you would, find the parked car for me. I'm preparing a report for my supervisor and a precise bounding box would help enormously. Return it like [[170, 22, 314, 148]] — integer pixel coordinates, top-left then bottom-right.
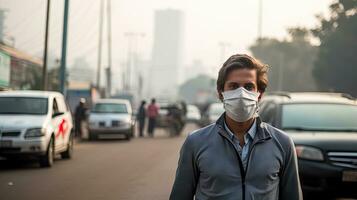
[[259, 92, 357, 198], [0, 90, 74, 167], [200, 102, 224, 127], [88, 99, 135, 140], [185, 104, 201, 124]]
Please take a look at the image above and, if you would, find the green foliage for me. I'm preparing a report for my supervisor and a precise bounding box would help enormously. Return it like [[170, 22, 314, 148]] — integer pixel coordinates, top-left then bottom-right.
[[250, 28, 318, 92], [312, 0, 357, 96]]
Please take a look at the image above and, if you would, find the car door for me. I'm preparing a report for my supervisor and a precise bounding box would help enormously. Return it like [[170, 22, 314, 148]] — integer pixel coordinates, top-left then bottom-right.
[[56, 95, 72, 148], [51, 97, 65, 151]]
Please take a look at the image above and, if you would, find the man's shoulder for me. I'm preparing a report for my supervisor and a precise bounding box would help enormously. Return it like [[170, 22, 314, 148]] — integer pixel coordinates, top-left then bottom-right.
[[261, 122, 294, 150], [185, 123, 218, 144]]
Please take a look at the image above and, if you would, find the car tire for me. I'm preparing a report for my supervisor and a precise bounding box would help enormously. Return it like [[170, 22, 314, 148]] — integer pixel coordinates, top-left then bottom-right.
[[130, 127, 135, 138], [89, 131, 97, 141], [125, 133, 131, 141], [39, 137, 55, 167], [61, 134, 73, 159]]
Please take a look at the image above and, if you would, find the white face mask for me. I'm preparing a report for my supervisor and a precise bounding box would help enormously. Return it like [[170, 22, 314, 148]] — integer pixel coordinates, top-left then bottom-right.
[[222, 87, 260, 122]]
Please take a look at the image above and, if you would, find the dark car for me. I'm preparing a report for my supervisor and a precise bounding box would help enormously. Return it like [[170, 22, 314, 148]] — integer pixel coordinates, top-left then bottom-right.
[[259, 92, 357, 198]]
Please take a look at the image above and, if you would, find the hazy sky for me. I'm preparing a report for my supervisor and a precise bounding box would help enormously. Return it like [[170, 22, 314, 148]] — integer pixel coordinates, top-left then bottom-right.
[[0, 0, 332, 88]]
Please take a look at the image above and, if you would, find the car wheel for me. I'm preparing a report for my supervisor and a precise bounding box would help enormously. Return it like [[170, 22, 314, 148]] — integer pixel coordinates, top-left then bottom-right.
[[61, 134, 73, 159], [89, 131, 97, 141], [125, 133, 131, 141], [131, 126, 135, 138], [39, 137, 54, 167]]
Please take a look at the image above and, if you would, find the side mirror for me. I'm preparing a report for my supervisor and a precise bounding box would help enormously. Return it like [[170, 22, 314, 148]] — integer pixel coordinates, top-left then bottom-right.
[[52, 112, 64, 118]]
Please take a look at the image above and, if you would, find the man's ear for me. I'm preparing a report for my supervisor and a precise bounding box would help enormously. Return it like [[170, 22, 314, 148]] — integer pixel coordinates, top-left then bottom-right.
[[217, 90, 224, 102], [258, 92, 264, 101]]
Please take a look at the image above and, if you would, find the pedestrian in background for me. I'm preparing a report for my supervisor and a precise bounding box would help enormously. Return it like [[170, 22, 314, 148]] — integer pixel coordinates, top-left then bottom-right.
[[74, 98, 87, 138], [147, 98, 159, 137], [137, 100, 146, 137]]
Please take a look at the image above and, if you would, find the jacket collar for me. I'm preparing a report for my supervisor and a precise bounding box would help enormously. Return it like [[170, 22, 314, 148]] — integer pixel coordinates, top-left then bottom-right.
[[216, 113, 272, 144]]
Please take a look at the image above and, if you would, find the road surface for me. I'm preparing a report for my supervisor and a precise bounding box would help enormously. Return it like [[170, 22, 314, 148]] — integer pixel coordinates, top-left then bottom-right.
[[0, 124, 198, 200]]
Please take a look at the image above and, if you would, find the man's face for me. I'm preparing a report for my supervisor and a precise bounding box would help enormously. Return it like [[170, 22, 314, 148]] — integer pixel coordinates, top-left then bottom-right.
[[221, 68, 259, 98]]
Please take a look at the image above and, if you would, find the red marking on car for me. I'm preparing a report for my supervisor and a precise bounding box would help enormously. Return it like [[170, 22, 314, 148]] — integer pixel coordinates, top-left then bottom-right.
[[56, 119, 68, 138]]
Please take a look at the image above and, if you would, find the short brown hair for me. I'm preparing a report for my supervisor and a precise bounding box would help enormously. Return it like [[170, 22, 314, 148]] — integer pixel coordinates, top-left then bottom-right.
[[216, 54, 268, 94]]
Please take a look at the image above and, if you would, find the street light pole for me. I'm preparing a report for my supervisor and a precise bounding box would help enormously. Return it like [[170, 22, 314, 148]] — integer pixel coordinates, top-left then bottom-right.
[[59, 0, 70, 94], [42, 0, 51, 90], [96, 0, 104, 89], [258, 0, 263, 39], [106, 0, 112, 96]]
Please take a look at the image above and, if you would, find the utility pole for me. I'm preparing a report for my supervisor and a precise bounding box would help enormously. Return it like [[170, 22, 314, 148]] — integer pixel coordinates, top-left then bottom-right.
[[124, 32, 133, 91], [96, 0, 104, 89], [42, 0, 51, 90], [258, 0, 263, 39], [59, 0, 70, 94], [106, 0, 112, 96]]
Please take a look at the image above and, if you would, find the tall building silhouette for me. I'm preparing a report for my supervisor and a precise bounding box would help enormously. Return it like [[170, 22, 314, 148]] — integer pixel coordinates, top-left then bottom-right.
[[148, 9, 184, 99]]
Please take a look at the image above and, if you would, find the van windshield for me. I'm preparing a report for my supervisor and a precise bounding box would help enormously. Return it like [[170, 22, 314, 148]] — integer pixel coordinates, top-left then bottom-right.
[[0, 97, 48, 115]]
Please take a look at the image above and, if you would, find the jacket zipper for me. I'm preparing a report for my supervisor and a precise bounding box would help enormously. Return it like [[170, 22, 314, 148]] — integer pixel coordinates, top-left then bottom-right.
[[224, 135, 265, 200], [243, 139, 265, 199], [223, 137, 247, 200]]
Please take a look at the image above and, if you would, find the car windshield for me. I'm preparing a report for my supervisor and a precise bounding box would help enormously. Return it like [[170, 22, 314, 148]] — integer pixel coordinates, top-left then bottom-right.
[[92, 103, 128, 113], [209, 103, 224, 116], [0, 97, 48, 115], [282, 103, 357, 132]]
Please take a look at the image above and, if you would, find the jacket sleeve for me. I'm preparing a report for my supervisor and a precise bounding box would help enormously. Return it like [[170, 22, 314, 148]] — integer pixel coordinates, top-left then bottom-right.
[[170, 135, 199, 200], [279, 137, 303, 200]]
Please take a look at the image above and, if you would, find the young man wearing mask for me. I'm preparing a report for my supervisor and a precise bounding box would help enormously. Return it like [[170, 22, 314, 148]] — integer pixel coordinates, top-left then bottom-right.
[[170, 54, 302, 200]]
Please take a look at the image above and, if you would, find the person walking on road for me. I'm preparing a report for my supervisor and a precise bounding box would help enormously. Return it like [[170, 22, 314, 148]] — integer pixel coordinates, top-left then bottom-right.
[[147, 98, 159, 137], [74, 98, 87, 138], [137, 100, 146, 137], [170, 54, 302, 200]]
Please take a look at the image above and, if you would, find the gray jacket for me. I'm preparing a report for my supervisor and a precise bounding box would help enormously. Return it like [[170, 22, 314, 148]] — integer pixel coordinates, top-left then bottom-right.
[[170, 115, 303, 200]]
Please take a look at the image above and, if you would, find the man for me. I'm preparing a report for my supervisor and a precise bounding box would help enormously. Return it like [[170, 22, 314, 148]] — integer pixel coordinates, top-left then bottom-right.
[[170, 54, 302, 200], [74, 98, 87, 138], [137, 100, 146, 137], [167, 104, 184, 136], [147, 98, 159, 137]]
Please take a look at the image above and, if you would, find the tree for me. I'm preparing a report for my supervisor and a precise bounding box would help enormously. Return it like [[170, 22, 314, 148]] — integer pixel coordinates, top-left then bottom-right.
[[312, 0, 357, 96], [250, 27, 318, 92]]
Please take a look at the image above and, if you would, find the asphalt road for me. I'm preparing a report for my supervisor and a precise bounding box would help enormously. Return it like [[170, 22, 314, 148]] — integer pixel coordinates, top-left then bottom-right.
[[0, 124, 197, 200], [0, 123, 354, 200]]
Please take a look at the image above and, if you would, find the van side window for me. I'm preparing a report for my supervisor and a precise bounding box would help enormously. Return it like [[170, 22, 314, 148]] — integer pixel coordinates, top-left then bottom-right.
[[56, 97, 67, 113], [260, 102, 276, 125], [53, 98, 59, 114]]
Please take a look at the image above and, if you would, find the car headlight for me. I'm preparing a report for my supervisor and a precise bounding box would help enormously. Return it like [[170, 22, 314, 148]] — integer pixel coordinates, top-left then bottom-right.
[[296, 146, 324, 161], [25, 128, 45, 138]]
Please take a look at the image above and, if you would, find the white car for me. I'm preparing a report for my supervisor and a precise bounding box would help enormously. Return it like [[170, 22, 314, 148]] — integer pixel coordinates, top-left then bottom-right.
[[0, 90, 74, 167], [186, 104, 201, 124], [88, 99, 135, 140]]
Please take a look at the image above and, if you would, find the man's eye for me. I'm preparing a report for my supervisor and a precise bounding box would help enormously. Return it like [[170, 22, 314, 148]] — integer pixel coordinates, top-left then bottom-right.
[[244, 85, 254, 91], [229, 84, 238, 90]]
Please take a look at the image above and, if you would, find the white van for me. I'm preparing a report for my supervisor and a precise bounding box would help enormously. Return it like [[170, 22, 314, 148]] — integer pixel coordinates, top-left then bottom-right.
[[0, 90, 74, 167]]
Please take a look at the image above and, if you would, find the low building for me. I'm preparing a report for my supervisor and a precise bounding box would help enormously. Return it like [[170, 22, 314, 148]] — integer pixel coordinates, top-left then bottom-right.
[[0, 44, 43, 90]]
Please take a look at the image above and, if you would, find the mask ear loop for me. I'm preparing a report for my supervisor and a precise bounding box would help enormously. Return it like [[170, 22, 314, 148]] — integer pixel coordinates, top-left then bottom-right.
[[254, 101, 260, 118]]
